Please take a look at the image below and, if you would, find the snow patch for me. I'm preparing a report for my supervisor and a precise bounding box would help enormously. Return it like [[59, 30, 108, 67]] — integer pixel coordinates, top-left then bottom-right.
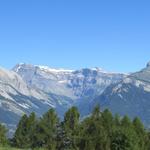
[[43, 101, 56, 108], [118, 94, 123, 99], [37, 65, 74, 73], [58, 80, 68, 84], [18, 103, 30, 109]]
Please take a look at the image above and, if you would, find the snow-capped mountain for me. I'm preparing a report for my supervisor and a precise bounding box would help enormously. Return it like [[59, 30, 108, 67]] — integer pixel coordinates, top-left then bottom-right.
[[93, 61, 150, 127], [0, 66, 74, 135], [13, 63, 125, 100], [0, 63, 125, 135], [3, 61, 150, 134]]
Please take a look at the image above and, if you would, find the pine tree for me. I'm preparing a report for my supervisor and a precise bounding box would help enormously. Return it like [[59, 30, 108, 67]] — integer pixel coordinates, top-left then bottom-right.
[[102, 109, 114, 135], [0, 124, 7, 146], [56, 122, 72, 150], [132, 117, 147, 150], [111, 129, 131, 150], [133, 117, 145, 136], [13, 114, 29, 148], [26, 112, 37, 148], [121, 115, 132, 128], [63, 106, 80, 149], [91, 104, 101, 120], [111, 115, 140, 150], [78, 105, 110, 150], [64, 106, 80, 131], [114, 114, 121, 126], [13, 113, 37, 148], [34, 109, 59, 149]]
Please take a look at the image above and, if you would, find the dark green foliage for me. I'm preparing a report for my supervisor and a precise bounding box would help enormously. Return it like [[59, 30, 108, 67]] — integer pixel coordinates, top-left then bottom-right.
[[78, 105, 110, 150], [132, 117, 148, 150], [63, 106, 80, 149], [13, 113, 37, 148], [102, 109, 114, 135], [0, 124, 7, 146], [56, 122, 70, 150], [32, 109, 59, 149], [64, 106, 80, 132], [9, 105, 150, 150], [13, 114, 28, 148], [111, 129, 132, 150]]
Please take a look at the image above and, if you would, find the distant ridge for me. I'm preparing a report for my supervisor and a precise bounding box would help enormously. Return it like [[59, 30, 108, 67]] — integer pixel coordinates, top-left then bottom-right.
[[2, 61, 150, 136]]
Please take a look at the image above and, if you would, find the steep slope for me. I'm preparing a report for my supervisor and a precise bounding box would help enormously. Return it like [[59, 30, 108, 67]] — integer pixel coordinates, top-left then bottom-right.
[[0, 67, 44, 135], [0, 67, 73, 136], [93, 61, 150, 127], [0, 63, 125, 136]]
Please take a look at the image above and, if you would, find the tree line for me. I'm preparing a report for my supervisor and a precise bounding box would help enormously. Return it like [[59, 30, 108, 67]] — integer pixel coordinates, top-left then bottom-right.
[[0, 105, 150, 150]]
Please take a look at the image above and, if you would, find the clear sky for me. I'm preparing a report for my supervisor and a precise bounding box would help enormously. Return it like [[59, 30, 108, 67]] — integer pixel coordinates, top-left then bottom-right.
[[0, 0, 150, 73]]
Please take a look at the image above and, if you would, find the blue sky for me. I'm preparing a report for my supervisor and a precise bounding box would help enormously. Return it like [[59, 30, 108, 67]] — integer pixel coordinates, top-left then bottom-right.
[[0, 0, 150, 72]]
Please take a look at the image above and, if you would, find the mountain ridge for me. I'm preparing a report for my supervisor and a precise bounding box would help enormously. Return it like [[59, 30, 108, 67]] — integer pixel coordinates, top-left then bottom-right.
[[93, 61, 150, 127], [0, 63, 125, 136], [1, 61, 150, 135]]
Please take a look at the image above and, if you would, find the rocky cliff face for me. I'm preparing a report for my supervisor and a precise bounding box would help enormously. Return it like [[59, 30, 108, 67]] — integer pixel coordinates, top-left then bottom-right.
[[93, 62, 150, 127], [13, 63, 125, 100]]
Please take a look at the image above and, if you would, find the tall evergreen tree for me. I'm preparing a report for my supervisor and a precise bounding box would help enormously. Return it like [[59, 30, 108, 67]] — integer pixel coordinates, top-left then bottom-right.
[[0, 124, 7, 146], [132, 117, 147, 150], [64, 106, 80, 131], [63, 106, 80, 149], [13, 113, 37, 148], [34, 109, 59, 149], [78, 105, 110, 150], [114, 114, 121, 127], [13, 114, 29, 148], [91, 104, 101, 120], [102, 109, 114, 135]]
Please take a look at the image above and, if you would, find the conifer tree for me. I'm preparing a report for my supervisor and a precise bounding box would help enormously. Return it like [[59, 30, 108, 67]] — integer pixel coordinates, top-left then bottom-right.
[[13, 113, 37, 148], [13, 114, 28, 148], [0, 124, 7, 146], [63, 106, 80, 149], [34, 109, 59, 149]]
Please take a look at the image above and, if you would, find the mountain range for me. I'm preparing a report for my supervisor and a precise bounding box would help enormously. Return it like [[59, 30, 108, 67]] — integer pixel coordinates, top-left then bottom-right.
[[1, 62, 150, 135]]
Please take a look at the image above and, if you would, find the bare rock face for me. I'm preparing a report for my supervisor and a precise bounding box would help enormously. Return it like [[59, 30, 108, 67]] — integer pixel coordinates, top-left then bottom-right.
[[93, 61, 150, 128], [13, 63, 125, 100]]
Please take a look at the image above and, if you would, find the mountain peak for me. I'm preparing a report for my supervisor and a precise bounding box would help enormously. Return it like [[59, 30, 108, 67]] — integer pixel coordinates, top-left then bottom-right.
[[13, 63, 75, 73], [13, 63, 34, 73], [13, 63, 125, 75], [146, 61, 150, 68]]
